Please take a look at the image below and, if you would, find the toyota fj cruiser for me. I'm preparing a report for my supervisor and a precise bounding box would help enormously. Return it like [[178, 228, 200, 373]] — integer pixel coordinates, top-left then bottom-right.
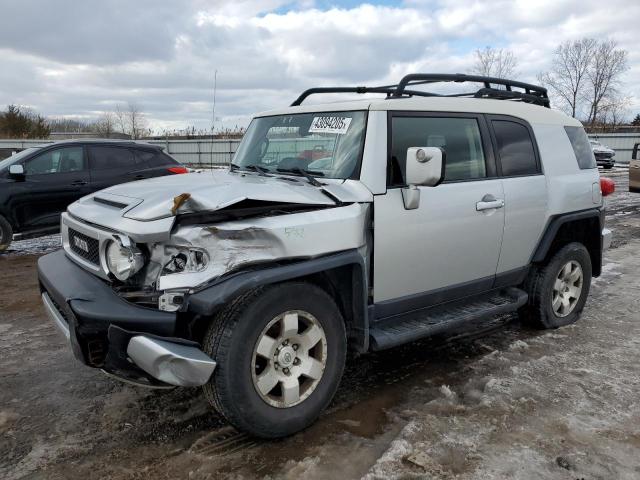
[[38, 74, 613, 438]]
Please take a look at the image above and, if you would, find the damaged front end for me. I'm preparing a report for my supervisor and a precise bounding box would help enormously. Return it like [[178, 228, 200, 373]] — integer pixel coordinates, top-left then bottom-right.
[[42, 170, 372, 387]]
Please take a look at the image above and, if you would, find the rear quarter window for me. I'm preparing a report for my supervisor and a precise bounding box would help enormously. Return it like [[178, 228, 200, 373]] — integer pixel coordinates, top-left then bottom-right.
[[564, 126, 597, 169], [492, 120, 539, 176], [135, 149, 177, 167]]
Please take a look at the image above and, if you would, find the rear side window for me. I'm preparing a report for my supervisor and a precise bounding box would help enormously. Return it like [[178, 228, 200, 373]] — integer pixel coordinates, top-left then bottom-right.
[[90, 147, 141, 170], [135, 149, 177, 167], [492, 120, 538, 176], [564, 126, 597, 169]]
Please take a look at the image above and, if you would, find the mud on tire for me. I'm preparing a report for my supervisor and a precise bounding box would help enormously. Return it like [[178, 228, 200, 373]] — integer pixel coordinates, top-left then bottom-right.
[[520, 242, 592, 329], [202, 282, 347, 438]]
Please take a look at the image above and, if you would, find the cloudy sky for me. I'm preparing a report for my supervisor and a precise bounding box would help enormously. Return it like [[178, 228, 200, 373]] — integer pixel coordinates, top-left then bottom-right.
[[1, 0, 639, 132]]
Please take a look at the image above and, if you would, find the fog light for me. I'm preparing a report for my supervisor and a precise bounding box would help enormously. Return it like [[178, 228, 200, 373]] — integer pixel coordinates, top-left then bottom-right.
[[106, 235, 145, 281]]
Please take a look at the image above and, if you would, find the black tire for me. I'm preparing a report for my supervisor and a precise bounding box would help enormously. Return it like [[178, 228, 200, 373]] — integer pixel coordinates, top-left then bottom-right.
[[0, 215, 12, 253], [520, 242, 592, 329], [202, 282, 347, 438]]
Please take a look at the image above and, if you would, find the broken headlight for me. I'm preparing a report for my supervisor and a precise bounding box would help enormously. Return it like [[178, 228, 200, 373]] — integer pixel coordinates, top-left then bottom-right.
[[161, 246, 209, 275], [106, 235, 145, 281]]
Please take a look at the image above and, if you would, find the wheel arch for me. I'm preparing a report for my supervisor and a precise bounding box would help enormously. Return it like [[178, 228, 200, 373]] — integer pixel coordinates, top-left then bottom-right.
[[186, 249, 370, 353], [531, 209, 603, 277]]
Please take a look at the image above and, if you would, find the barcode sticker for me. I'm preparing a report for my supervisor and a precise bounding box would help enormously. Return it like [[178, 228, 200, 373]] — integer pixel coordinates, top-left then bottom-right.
[[309, 116, 352, 135]]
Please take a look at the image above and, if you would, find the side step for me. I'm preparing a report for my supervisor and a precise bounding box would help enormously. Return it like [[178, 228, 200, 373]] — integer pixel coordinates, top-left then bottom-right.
[[369, 287, 528, 351]]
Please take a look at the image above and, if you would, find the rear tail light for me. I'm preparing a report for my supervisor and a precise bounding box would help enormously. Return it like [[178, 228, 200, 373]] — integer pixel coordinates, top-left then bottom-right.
[[600, 177, 615, 197], [168, 166, 188, 174]]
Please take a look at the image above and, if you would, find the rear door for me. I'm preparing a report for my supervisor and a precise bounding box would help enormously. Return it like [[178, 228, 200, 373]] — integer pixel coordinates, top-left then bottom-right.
[[488, 116, 547, 279], [87, 145, 147, 191], [10, 145, 90, 231]]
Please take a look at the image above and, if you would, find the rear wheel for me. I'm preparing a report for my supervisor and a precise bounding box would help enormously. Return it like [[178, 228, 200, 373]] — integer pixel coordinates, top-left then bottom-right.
[[202, 282, 347, 438], [0, 215, 13, 252], [521, 242, 592, 329]]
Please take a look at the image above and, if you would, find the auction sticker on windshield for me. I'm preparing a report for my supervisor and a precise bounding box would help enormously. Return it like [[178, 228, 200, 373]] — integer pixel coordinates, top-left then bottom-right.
[[309, 116, 352, 134]]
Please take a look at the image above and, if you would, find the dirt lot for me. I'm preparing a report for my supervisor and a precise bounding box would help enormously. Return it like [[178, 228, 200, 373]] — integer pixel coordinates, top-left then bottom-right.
[[1, 170, 639, 480]]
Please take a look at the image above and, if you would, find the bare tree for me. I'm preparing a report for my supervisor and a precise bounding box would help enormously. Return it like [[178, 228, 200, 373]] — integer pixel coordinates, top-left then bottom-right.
[[126, 103, 147, 139], [471, 46, 518, 78], [94, 111, 116, 138], [114, 104, 129, 136], [585, 40, 628, 126], [538, 38, 596, 118], [113, 102, 148, 139]]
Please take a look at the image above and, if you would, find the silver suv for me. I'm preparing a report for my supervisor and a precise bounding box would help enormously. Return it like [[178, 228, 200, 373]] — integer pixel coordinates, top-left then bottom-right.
[[38, 74, 613, 438]]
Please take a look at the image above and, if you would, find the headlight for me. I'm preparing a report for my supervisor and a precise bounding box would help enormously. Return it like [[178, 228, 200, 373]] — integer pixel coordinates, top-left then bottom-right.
[[161, 246, 209, 275], [106, 235, 145, 281]]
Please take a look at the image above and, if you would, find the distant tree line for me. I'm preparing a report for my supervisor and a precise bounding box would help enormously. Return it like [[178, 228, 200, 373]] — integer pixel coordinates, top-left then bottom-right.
[[0, 105, 51, 138]]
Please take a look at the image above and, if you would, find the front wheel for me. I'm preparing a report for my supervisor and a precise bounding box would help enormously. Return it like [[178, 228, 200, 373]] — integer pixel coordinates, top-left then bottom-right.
[[202, 282, 347, 438], [521, 242, 592, 329], [0, 215, 13, 253]]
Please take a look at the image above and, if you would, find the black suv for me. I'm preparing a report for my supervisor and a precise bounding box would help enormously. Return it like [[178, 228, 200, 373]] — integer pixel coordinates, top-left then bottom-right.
[[0, 140, 187, 251]]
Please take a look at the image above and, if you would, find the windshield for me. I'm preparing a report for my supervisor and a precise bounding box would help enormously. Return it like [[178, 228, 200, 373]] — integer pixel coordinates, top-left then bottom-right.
[[232, 111, 367, 179], [0, 147, 41, 171]]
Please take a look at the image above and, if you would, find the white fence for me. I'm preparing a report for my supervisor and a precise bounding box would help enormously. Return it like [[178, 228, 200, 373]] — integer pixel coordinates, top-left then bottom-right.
[[2, 132, 639, 165]]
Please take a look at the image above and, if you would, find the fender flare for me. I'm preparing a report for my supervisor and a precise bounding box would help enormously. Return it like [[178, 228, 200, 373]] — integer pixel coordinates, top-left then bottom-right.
[[186, 249, 370, 352], [530, 208, 604, 275]]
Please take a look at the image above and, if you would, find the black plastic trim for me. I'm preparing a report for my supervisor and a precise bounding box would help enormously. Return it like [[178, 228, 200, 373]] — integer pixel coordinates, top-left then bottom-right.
[[531, 208, 602, 264], [186, 249, 369, 351], [372, 274, 495, 321], [38, 250, 176, 343]]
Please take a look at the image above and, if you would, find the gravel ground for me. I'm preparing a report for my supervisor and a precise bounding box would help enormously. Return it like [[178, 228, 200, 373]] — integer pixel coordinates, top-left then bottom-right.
[[1, 171, 638, 479]]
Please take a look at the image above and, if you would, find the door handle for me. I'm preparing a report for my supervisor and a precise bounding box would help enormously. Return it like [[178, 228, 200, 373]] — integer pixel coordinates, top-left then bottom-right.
[[70, 180, 88, 186], [476, 195, 505, 211], [133, 174, 147, 180]]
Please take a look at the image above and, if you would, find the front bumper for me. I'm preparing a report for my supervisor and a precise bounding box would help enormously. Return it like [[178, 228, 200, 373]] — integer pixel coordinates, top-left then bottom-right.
[[38, 250, 216, 387]]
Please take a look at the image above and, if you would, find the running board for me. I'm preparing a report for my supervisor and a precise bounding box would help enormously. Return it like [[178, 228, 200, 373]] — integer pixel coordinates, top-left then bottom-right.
[[369, 287, 528, 351]]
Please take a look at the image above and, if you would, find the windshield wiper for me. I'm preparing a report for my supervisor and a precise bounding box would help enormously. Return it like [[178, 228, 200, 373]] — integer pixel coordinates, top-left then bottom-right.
[[275, 167, 325, 186], [231, 163, 272, 176]]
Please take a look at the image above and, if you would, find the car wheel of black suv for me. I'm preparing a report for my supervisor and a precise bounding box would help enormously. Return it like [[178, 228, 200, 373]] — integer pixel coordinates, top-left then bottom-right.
[[202, 282, 347, 438], [521, 242, 592, 329], [0, 215, 13, 252]]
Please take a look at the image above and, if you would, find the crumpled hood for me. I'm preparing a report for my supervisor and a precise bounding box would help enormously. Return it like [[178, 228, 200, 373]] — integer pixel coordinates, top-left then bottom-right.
[[87, 169, 372, 221]]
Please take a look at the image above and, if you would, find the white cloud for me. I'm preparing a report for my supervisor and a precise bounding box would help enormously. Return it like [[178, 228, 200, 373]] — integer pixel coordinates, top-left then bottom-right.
[[0, 0, 639, 131]]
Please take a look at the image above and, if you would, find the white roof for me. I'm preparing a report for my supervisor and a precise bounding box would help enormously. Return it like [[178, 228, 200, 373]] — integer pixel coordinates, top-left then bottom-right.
[[256, 96, 580, 127]]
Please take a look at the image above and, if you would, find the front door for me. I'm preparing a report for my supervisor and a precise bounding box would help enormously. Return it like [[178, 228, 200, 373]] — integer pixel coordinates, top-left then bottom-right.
[[373, 113, 505, 313], [11, 146, 90, 232]]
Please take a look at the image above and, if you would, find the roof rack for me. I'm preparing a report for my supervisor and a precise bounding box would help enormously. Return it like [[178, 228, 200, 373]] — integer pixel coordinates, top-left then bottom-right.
[[291, 73, 550, 108]]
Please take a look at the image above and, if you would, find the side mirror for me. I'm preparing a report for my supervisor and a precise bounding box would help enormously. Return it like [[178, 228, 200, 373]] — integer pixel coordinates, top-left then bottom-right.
[[402, 147, 445, 210], [8, 164, 25, 180]]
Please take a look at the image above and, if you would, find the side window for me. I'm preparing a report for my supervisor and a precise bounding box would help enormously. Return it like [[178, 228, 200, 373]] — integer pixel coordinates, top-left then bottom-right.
[[492, 120, 539, 176], [390, 117, 487, 185], [89, 147, 139, 170], [135, 149, 176, 167], [565, 126, 597, 169], [24, 147, 85, 175]]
